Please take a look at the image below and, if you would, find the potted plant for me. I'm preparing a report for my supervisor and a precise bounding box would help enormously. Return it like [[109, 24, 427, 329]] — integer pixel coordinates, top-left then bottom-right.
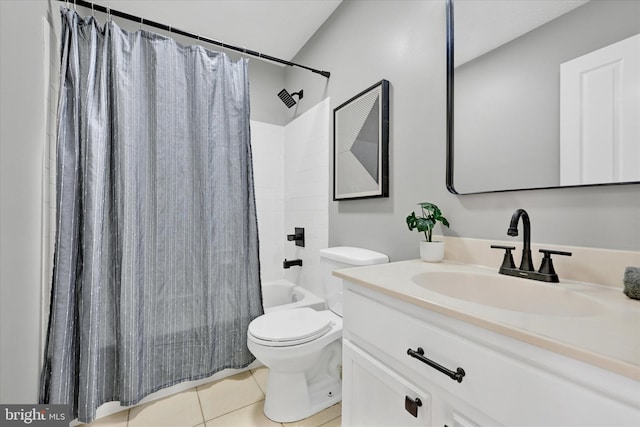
[[406, 202, 450, 262]]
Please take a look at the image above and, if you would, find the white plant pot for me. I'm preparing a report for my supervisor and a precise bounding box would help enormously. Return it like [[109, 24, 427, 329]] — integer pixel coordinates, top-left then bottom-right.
[[420, 240, 445, 263]]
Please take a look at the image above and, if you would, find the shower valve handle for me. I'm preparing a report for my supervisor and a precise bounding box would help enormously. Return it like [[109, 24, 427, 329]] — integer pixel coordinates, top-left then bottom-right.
[[286, 227, 305, 247]]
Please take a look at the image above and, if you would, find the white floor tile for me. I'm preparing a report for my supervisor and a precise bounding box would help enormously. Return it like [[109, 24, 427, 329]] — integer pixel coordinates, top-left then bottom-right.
[[282, 403, 341, 427], [128, 388, 203, 427], [198, 371, 265, 421], [81, 409, 128, 427], [205, 401, 280, 427], [250, 366, 269, 394], [319, 416, 341, 427]]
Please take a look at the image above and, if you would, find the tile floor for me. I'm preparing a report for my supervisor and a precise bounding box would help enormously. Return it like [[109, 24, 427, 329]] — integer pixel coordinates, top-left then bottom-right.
[[79, 367, 341, 427]]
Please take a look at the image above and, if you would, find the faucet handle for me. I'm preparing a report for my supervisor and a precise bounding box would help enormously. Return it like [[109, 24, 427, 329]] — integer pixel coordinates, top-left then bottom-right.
[[538, 249, 572, 278], [490, 245, 516, 270], [539, 249, 572, 257]]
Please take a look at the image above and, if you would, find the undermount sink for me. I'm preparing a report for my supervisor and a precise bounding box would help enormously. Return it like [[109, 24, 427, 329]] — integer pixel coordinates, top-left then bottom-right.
[[411, 271, 603, 316]]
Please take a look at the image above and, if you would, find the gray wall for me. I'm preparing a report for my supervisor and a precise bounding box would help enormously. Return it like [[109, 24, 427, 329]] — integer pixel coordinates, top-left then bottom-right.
[[0, 0, 286, 403], [0, 0, 49, 405], [287, 0, 640, 259]]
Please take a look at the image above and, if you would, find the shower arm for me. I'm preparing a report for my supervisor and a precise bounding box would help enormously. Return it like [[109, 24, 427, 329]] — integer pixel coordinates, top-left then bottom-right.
[[58, 0, 331, 79]]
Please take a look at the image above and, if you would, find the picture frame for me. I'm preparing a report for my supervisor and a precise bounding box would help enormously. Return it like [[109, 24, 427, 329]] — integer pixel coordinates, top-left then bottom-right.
[[333, 79, 389, 201]]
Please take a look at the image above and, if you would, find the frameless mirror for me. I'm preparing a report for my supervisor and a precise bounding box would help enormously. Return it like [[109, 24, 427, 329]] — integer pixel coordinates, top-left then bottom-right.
[[446, 0, 640, 194]]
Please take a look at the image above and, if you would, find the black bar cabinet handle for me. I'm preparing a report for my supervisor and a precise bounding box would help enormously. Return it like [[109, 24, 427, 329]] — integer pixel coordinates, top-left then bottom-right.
[[407, 347, 465, 383]]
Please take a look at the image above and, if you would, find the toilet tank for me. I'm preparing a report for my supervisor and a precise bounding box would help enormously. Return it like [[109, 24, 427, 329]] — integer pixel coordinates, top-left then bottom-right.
[[319, 247, 389, 316]]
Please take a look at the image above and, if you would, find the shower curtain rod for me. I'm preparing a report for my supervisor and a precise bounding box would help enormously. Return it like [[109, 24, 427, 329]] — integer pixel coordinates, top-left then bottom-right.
[[58, 0, 331, 78]]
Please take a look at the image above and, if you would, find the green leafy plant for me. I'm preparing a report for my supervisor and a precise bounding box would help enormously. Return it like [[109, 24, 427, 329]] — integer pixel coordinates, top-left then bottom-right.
[[406, 202, 450, 242]]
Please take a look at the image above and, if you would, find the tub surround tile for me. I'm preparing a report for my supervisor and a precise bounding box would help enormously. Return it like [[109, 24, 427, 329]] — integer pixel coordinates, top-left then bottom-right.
[[284, 99, 330, 301], [251, 120, 285, 284]]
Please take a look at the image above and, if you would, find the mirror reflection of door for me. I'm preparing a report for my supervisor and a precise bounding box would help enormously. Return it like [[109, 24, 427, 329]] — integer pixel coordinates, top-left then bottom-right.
[[560, 34, 640, 186], [449, 0, 640, 194]]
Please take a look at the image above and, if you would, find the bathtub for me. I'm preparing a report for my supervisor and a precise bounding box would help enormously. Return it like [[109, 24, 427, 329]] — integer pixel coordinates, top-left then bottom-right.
[[262, 279, 325, 312]]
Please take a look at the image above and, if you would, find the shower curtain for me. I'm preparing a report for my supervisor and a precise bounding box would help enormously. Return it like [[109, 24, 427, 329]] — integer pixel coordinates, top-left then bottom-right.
[[40, 9, 263, 423]]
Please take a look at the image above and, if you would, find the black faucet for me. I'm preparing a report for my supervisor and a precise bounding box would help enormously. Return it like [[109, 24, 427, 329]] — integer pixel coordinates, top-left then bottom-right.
[[491, 209, 572, 283], [507, 208, 534, 271], [283, 258, 303, 269]]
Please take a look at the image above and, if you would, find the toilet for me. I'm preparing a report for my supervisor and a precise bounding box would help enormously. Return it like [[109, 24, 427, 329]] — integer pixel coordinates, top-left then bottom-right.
[[247, 246, 389, 423]]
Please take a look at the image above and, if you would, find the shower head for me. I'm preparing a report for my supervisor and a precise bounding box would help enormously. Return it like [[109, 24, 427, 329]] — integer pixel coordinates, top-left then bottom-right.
[[278, 89, 304, 108]]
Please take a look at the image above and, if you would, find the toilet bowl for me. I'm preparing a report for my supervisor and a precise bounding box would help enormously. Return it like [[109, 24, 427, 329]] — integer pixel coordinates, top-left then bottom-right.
[[247, 308, 342, 422], [247, 247, 388, 423]]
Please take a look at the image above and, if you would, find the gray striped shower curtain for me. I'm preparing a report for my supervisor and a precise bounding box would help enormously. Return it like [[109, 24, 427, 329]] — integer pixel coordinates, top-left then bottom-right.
[[40, 8, 263, 423]]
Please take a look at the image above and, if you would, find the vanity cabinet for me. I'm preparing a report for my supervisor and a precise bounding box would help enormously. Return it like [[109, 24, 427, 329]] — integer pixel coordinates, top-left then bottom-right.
[[341, 280, 640, 427]]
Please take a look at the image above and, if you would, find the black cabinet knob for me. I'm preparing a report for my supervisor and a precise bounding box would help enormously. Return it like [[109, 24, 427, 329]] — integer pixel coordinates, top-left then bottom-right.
[[405, 396, 422, 418]]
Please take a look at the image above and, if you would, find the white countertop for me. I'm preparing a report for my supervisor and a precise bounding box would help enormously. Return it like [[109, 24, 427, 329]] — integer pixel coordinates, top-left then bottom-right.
[[334, 259, 640, 380]]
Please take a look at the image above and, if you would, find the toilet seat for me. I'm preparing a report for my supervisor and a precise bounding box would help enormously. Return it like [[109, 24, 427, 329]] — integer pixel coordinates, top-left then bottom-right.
[[249, 308, 333, 347]]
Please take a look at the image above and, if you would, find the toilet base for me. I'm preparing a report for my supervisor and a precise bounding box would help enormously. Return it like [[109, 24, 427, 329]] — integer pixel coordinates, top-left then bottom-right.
[[262, 340, 342, 423], [263, 371, 342, 423]]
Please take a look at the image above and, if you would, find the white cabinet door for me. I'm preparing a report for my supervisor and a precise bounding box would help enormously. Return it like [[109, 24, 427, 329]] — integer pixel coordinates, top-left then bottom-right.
[[343, 339, 436, 427]]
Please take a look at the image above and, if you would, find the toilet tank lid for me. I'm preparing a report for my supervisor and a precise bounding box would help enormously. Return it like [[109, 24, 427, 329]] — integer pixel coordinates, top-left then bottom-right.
[[319, 246, 389, 266]]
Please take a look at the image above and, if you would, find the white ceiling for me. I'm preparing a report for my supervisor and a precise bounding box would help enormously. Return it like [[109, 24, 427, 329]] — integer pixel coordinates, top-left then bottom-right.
[[87, 0, 343, 61]]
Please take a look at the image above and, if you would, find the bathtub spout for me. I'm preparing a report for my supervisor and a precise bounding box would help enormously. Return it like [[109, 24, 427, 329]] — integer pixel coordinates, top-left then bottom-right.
[[283, 259, 303, 269]]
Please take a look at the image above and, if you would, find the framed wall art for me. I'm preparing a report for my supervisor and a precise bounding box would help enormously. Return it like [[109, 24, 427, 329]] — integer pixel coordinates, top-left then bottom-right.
[[333, 79, 389, 201]]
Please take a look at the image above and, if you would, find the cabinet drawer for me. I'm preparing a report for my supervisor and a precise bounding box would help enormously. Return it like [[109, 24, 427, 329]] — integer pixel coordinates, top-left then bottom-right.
[[343, 285, 640, 426]]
